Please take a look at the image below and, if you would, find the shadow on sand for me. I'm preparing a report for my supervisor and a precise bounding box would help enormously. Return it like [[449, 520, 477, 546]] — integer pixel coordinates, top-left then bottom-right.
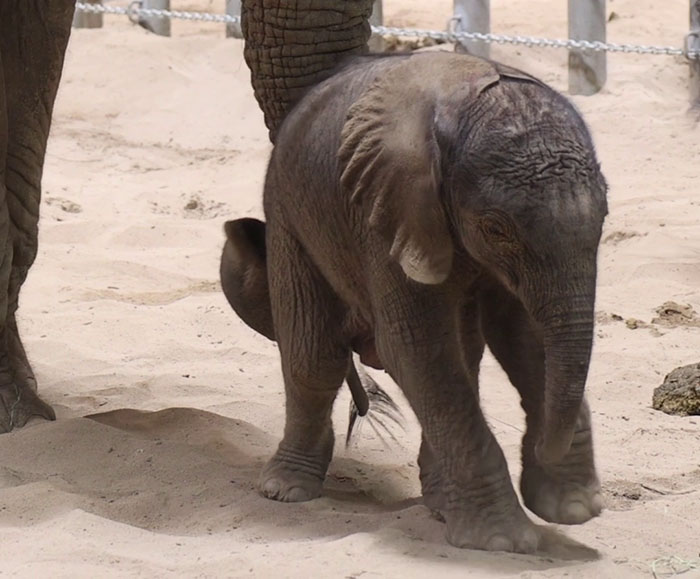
[[0, 406, 599, 574]]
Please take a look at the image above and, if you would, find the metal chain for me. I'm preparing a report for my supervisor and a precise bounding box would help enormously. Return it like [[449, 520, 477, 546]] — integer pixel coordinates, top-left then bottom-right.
[[74, 2, 240, 24], [73, 2, 699, 60], [373, 25, 700, 60]]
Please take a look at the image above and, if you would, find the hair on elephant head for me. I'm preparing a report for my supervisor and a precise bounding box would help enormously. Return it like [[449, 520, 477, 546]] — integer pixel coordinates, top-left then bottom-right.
[[238, 1, 607, 554]]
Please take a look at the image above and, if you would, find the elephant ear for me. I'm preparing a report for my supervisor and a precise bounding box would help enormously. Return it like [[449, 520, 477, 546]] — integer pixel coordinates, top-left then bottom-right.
[[338, 69, 449, 285], [338, 54, 499, 284], [491, 61, 547, 87]]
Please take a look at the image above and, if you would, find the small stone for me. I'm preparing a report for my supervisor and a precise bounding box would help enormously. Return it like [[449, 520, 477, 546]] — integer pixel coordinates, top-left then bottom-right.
[[652, 363, 700, 416], [184, 198, 199, 211], [651, 301, 699, 328]]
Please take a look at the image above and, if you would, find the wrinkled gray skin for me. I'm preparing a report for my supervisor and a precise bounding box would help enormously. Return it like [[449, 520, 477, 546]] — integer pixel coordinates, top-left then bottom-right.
[[0, 2, 76, 432], [219, 217, 379, 420], [236, 6, 608, 551]]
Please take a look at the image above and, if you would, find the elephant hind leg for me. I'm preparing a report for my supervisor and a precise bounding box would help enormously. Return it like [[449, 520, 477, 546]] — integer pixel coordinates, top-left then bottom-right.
[[259, 223, 349, 503]]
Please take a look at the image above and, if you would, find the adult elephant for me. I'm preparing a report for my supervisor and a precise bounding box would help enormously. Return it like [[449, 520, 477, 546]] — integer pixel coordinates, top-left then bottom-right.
[[0, 1, 76, 432], [236, 0, 607, 553]]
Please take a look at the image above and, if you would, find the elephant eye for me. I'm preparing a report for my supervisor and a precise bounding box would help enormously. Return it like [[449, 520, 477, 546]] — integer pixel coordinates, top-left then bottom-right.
[[479, 215, 512, 243], [484, 223, 507, 239]]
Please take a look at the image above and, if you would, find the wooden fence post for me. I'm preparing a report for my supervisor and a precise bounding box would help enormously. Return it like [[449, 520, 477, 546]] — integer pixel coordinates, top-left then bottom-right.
[[73, 0, 103, 29], [568, 0, 607, 95], [140, 0, 171, 37], [691, 1, 700, 109], [226, 0, 242, 38], [368, 0, 385, 52], [453, 0, 490, 59]]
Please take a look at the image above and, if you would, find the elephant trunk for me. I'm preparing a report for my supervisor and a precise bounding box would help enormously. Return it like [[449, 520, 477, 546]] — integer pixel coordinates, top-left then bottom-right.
[[241, 0, 374, 141], [535, 293, 596, 465]]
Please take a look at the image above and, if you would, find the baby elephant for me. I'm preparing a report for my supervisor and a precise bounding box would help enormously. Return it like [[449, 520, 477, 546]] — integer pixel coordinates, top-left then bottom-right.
[[223, 52, 607, 553]]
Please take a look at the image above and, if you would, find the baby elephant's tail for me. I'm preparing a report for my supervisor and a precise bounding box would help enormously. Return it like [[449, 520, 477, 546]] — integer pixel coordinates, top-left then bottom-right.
[[345, 357, 404, 448], [220, 218, 403, 443]]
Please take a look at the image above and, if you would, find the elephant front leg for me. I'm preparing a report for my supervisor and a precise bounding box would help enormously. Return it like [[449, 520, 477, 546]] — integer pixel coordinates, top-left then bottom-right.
[[0, 268, 55, 432], [0, 0, 75, 432], [0, 94, 49, 432], [416, 300, 487, 518], [479, 281, 603, 524], [259, 226, 349, 502], [0, 342, 55, 432], [0, 302, 56, 432], [519, 400, 602, 525], [417, 434, 447, 519], [375, 283, 539, 553], [0, 194, 53, 432]]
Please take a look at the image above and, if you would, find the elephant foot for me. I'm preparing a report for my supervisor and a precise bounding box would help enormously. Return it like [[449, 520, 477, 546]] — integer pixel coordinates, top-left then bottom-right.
[[259, 438, 333, 502], [0, 379, 56, 433], [520, 464, 602, 525], [443, 501, 540, 553], [520, 427, 602, 524], [0, 321, 54, 433], [419, 435, 538, 553]]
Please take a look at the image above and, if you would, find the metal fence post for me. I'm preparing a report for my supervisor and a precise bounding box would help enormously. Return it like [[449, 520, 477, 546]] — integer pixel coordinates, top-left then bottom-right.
[[73, 0, 103, 28], [226, 0, 242, 38], [691, 1, 700, 109], [368, 0, 384, 52], [140, 0, 171, 37], [453, 0, 490, 59], [568, 0, 607, 95]]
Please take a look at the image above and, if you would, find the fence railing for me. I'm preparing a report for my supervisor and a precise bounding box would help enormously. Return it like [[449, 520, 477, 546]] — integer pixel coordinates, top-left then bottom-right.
[[73, 0, 700, 104], [691, 1, 700, 107]]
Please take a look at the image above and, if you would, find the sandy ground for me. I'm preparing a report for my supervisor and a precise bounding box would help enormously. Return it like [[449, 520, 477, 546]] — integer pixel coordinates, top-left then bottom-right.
[[1, 1, 699, 577]]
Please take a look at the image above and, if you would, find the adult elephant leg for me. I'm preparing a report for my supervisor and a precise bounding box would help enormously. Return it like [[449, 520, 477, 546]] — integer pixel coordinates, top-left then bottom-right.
[[478, 279, 603, 525], [0, 77, 52, 429], [259, 220, 349, 502], [0, 57, 54, 431], [241, 0, 374, 140], [373, 275, 538, 553], [0, 1, 75, 432]]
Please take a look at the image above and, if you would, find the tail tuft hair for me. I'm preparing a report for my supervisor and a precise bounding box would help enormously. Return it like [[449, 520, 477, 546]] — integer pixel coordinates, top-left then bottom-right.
[[346, 364, 404, 448]]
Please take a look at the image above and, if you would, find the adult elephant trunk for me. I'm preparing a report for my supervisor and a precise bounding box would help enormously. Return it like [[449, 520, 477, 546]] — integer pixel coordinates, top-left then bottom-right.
[[241, 0, 374, 141], [535, 292, 596, 465]]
